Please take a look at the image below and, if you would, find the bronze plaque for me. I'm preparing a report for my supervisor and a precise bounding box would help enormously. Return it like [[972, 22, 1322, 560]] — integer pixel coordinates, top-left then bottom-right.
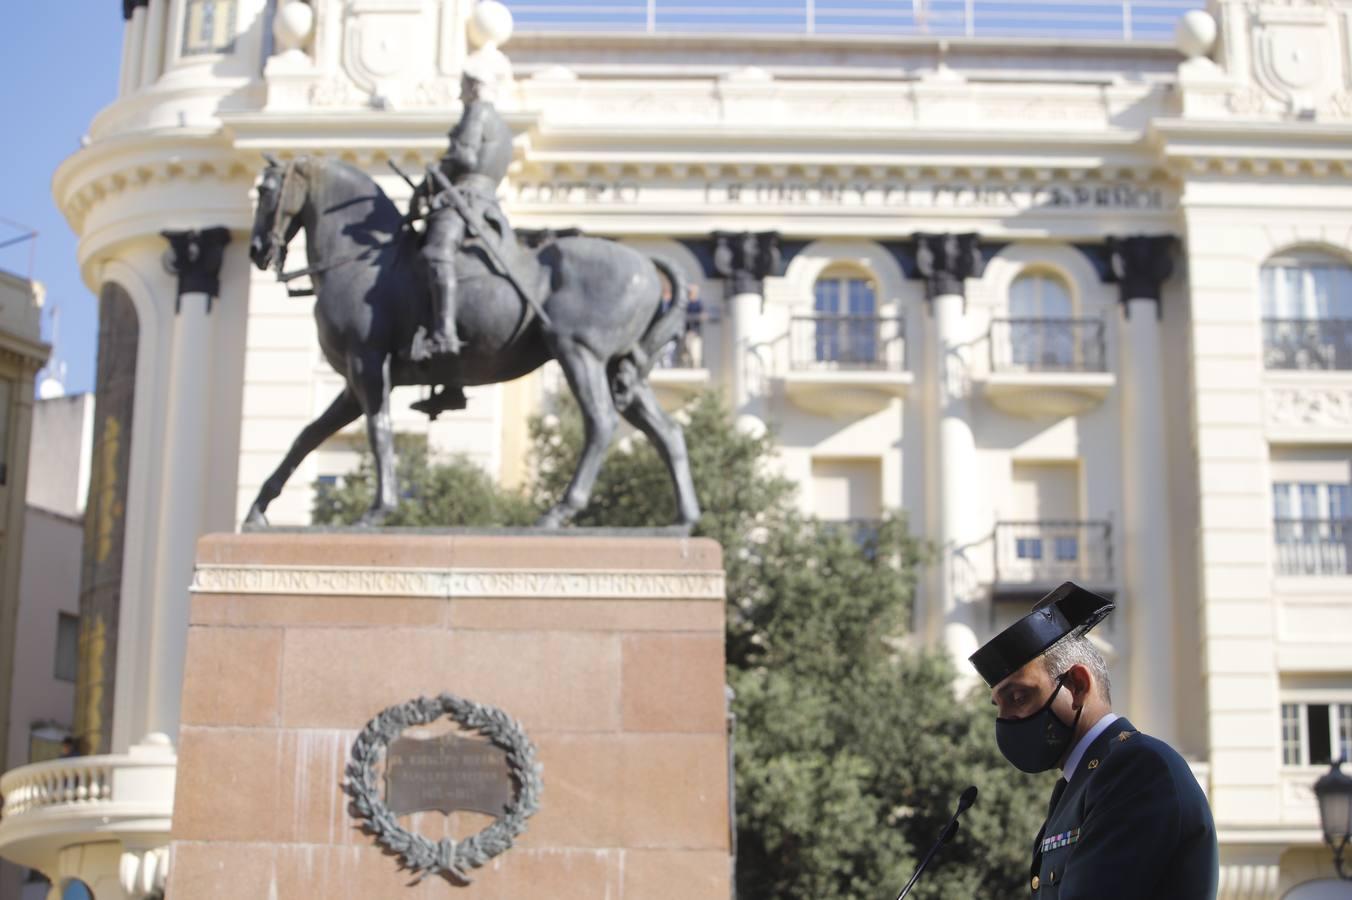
[[384, 733, 513, 818]]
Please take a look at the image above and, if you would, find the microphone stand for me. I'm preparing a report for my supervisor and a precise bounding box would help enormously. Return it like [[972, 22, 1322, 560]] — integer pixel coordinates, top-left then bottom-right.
[[893, 787, 977, 900]]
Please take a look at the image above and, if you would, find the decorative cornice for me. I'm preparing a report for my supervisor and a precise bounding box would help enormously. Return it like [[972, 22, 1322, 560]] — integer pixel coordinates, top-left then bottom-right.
[[191, 564, 727, 600], [161, 228, 232, 310], [1267, 386, 1352, 430]]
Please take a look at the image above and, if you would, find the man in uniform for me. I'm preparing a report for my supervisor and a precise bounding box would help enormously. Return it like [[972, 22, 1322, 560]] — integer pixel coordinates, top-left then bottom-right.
[[969, 582, 1218, 898], [408, 65, 514, 362]]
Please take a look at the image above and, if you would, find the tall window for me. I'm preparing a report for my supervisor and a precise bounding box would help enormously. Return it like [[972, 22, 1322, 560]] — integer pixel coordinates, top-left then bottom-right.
[[54, 613, 79, 683], [1281, 702, 1352, 766], [813, 271, 877, 365], [182, 0, 238, 55], [1262, 251, 1352, 369], [1273, 481, 1352, 575], [1008, 272, 1075, 369]]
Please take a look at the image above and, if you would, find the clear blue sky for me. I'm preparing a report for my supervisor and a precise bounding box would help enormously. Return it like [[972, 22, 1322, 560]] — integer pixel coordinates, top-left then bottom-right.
[[0, 5, 122, 396]]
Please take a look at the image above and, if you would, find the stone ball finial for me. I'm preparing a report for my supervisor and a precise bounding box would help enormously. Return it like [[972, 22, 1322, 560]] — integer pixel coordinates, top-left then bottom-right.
[[469, 0, 514, 49], [273, 0, 315, 54], [1175, 9, 1217, 60]]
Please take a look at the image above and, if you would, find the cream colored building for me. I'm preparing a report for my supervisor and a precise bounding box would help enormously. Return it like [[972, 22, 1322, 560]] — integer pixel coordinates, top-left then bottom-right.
[[1, 0, 1351, 895]]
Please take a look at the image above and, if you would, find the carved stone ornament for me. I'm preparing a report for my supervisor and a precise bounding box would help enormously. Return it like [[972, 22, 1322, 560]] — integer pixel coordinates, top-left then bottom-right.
[[161, 227, 231, 310], [341, 0, 428, 107], [711, 231, 782, 296], [912, 232, 983, 302], [1107, 235, 1176, 310], [345, 694, 542, 885], [1267, 387, 1352, 428]]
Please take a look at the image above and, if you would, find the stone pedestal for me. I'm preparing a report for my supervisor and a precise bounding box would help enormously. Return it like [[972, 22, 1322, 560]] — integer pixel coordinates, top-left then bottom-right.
[[165, 532, 730, 900]]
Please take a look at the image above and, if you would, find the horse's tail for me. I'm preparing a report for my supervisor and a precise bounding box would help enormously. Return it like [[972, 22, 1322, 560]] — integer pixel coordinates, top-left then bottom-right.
[[610, 256, 690, 410], [635, 256, 688, 375]]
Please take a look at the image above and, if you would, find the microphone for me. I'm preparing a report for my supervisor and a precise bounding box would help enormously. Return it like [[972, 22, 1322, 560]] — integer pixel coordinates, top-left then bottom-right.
[[893, 786, 979, 900]]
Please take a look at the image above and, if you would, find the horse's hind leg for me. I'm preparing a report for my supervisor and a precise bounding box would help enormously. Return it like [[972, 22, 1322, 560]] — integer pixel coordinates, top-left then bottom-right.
[[351, 352, 399, 526], [618, 382, 701, 529], [244, 388, 362, 526], [538, 341, 619, 528]]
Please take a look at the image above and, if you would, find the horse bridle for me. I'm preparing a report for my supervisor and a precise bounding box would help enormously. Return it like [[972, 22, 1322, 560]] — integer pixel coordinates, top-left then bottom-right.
[[267, 160, 306, 277]]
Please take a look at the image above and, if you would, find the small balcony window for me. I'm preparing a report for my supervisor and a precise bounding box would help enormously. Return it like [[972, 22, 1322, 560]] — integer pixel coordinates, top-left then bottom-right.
[[1261, 251, 1352, 370], [1281, 702, 1352, 766], [1273, 481, 1352, 575], [182, 0, 238, 56], [994, 520, 1114, 602]]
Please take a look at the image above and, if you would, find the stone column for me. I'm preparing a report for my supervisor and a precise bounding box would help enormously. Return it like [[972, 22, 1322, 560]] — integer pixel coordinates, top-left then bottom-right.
[[1109, 235, 1177, 743], [913, 233, 984, 669], [711, 231, 781, 413], [121, 0, 150, 94], [147, 228, 230, 739], [139, 0, 169, 87]]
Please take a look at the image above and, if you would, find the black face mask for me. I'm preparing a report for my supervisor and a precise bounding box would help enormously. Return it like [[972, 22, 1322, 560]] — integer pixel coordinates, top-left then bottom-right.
[[995, 676, 1084, 774]]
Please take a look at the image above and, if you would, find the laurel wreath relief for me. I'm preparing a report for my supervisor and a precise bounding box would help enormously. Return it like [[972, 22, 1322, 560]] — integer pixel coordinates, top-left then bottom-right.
[[344, 693, 543, 884]]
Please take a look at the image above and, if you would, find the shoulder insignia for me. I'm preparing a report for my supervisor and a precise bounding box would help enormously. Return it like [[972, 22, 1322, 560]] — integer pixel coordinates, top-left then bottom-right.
[[1087, 758, 1099, 769], [1117, 731, 1136, 742]]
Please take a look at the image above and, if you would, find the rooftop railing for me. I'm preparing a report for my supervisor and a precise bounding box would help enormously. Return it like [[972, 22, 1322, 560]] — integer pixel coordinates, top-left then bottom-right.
[[993, 520, 1114, 594], [504, 0, 1203, 41]]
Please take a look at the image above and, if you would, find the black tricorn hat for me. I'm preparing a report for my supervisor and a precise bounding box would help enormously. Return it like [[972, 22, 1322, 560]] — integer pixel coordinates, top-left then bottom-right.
[[968, 582, 1115, 688]]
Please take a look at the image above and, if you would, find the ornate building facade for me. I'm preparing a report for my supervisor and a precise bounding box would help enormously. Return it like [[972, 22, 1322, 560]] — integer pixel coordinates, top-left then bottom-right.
[[0, 0, 1350, 896]]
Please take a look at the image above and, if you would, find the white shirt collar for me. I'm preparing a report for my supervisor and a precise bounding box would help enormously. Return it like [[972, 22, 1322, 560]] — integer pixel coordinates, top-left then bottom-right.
[[1063, 712, 1119, 781]]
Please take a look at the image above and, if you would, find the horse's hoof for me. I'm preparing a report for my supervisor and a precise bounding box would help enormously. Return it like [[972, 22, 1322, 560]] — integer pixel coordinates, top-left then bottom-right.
[[536, 507, 569, 529], [358, 506, 395, 527], [243, 505, 269, 528]]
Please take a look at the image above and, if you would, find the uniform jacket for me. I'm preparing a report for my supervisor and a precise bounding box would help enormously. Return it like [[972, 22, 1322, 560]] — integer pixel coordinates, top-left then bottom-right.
[[1029, 717, 1218, 899]]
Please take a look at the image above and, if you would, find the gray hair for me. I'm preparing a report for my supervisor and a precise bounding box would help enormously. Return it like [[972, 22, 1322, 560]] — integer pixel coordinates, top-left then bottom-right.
[[1042, 635, 1112, 704]]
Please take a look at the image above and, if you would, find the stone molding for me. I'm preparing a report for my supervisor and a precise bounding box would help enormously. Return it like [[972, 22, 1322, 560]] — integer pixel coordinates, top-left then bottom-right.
[[191, 564, 727, 600], [709, 231, 782, 297]]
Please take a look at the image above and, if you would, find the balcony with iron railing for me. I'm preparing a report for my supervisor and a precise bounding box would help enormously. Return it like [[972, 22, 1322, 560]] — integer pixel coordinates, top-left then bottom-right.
[[649, 310, 716, 409], [780, 314, 911, 415], [982, 319, 1115, 419], [1263, 320, 1352, 371], [0, 735, 176, 897], [504, 0, 1203, 40], [992, 520, 1115, 602], [1274, 519, 1352, 576]]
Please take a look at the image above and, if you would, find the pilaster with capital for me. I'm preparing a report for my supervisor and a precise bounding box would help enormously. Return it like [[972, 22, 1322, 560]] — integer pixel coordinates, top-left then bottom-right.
[[908, 232, 985, 669], [711, 230, 781, 409], [146, 227, 232, 740], [1109, 233, 1179, 744]]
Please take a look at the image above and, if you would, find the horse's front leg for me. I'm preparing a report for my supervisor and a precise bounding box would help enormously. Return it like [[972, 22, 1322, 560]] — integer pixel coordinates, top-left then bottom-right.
[[351, 352, 399, 525]]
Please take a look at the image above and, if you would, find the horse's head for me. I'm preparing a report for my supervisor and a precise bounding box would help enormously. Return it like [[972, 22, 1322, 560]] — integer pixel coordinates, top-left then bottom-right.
[[250, 154, 310, 273]]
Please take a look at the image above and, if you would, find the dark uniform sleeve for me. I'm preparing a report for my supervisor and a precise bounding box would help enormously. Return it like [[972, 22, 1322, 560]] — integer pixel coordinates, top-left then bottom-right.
[[1056, 740, 1182, 899]]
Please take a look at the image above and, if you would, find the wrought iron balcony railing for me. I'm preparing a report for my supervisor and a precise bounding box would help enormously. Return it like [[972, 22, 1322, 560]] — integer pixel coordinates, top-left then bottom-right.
[[503, 0, 1202, 40], [1274, 519, 1352, 576], [653, 311, 714, 370], [993, 520, 1114, 593], [1263, 319, 1352, 371], [790, 315, 905, 372], [989, 318, 1108, 374]]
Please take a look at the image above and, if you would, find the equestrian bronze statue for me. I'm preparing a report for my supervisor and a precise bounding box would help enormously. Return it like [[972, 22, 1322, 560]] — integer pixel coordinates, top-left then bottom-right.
[[243, 120, 699, 528]]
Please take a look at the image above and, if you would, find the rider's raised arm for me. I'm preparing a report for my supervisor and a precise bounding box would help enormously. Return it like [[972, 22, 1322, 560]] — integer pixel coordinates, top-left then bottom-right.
[[447, 104, 487, 173]]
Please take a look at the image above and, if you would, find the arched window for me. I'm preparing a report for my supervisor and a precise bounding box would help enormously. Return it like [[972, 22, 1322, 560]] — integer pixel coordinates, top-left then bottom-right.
[[1262, 250, 1352, 370], [1007, 272, 1077, 370], [811, 268, 878, 366]]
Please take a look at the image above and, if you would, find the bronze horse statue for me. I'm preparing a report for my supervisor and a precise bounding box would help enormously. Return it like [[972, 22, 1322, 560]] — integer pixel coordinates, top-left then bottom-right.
[[244, 156, 700, 528]]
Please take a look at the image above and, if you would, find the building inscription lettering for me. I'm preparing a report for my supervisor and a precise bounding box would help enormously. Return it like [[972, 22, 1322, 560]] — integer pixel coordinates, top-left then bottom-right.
[[513, 180, 1169, 211]]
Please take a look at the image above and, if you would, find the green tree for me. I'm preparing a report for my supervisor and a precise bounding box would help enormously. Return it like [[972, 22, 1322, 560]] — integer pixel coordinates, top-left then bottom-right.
[[312, 435, 536, 527], [313, 394, 1051, 898]]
